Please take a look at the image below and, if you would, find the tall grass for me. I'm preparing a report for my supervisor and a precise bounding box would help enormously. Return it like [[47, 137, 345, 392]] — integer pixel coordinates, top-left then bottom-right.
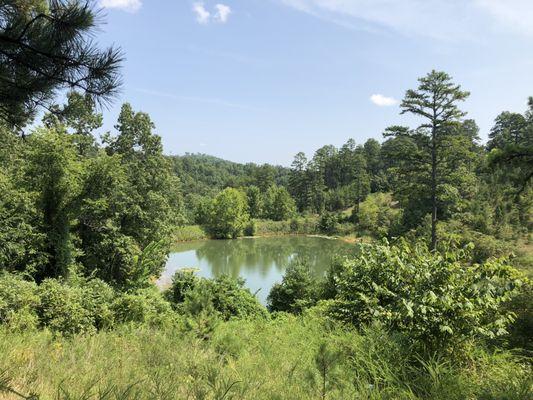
[[1, 315, 530, 400]]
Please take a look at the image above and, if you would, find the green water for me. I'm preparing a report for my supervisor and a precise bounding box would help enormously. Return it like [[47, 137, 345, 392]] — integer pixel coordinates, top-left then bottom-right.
[[160, 236, 354, 304]]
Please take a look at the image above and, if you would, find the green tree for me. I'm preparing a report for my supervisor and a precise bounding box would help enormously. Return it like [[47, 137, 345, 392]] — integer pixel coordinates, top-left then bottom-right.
[[207, 188, 250, 239], [23, 128, 81, 279], [289, 152, 309, 211], [488, 97, 533, 195], [246, 185, 263, 218], [363, 138, 387, 191], [253, 164, 276, 191], [390, 70, 470, 250], [103, 103, 183, 265], [350, 147, 370, 214], [262, 185, 296, 221], [0, 0, 122, 128], [43, 91, 103, 155]]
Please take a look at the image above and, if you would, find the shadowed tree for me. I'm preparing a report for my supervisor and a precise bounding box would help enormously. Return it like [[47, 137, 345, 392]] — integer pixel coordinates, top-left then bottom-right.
[[0, 0, 122, 128]]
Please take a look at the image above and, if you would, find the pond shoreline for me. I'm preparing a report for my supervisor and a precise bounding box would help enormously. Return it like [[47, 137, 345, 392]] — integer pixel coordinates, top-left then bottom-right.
[[172, 229, 363, 250]]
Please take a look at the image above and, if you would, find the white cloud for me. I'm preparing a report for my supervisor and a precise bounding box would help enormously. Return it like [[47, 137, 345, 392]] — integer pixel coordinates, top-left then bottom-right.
[[193, 3, 232, 24], [193, 2, 211, 24], [214, 4, 232, 23], [99, 0, 141, 13], [370, 94, 398, 107], [279, 0, 533, 40]]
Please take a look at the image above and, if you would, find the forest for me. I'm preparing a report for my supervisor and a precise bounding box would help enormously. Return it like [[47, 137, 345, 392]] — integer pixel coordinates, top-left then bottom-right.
[[0, 1, 532, 399]]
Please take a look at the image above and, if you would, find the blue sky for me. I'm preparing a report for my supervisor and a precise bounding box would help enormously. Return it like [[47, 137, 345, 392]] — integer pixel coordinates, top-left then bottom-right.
[[96, 0, 533, 165]]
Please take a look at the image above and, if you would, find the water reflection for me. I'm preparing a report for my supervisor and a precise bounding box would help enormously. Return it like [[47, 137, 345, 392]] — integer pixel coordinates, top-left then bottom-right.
[[160, 236, 353, 304]]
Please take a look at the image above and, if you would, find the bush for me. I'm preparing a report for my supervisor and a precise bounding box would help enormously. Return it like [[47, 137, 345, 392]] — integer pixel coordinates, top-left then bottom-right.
[[81, 278, 116, 330], [355, 192, 402, 237], [326, 240, 525, 351], [167, 272, 267, 321], [504, 282, 533, 352], [112, 287, 177, 328], [165, 269, 200, 304], [244, 219, 256, 236], [206, 275, 268, 320], [318, 212, 339, 235], [37, 279, 96, 335], [0, 273, 40, 330], [267, 259, 321, 313]]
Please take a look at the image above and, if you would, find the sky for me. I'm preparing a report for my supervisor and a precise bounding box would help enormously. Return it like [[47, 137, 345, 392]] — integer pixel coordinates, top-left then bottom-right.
[[95, 0, 533, 165]]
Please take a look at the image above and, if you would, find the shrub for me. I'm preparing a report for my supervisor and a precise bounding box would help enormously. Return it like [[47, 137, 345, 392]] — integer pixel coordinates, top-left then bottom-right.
[[267, 259, 321, 313], [206, 275, 268, 320], [504, 282, 533, 352], [355, 192, 402, 237], [81, 278, 116, 330], [0, 273, 40, 330], [318, 212, 339, 235], [37, 279, 96, 335], [165, 269, 200, 304], [168, 272, 267, 321], [244, 219, 256, 236], [326, 240, 525, 351], [112, 287, 177, 328]]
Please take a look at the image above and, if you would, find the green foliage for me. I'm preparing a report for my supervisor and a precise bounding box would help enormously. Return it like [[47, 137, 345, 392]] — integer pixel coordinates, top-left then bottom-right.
[[37, 279, 97, 335], [0, 0, 122, 127], [504, 283, 533, 352], [326, 241, 525, 351], [23, 128, 82, 279], [0, 169, 46, 275], [173, 153, 290, 200], [206, 188, 250, 239], [203, 275, 268, 320], [246, 185, 263, 218], [167, 271, 267, 321], [262, 185, 296, 221], [0, 273, 39, 331], [388, 70, 474, 250], [174, 224, 208, 242], [267, 259, 321, 313], [355, 192, 402, 237], [165, 269, 199, 304], [313, 341, 342, 400], [318, 212, 339, 235], [112, 287, 177, 328]]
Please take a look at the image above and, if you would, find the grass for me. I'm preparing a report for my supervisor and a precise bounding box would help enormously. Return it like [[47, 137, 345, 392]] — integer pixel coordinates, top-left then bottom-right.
[[1, 314, 531, 400], [174, 216, 321, 243], [174, 225, 208, 242]]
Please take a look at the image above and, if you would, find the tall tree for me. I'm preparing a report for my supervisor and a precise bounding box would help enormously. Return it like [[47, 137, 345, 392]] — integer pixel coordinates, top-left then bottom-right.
[[289, 152, 309, 211], [350, 147, 370, 214], [394, 70, 470, 250]]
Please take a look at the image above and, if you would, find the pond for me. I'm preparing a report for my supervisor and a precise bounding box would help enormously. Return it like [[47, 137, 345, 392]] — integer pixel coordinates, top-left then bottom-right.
[[159, 236, 355, 305]]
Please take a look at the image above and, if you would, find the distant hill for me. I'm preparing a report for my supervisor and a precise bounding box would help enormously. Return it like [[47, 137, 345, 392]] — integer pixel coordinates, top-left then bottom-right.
[[171, 153, 291, 196]]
